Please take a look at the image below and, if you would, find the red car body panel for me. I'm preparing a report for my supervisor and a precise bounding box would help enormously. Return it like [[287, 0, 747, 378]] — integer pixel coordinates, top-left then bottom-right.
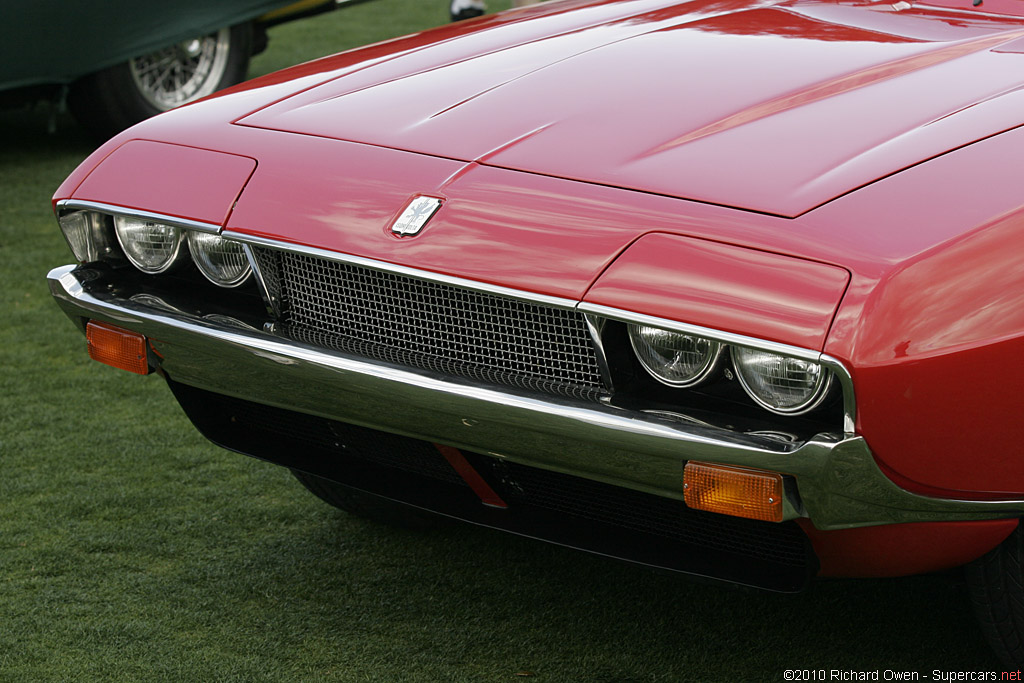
[[813, 124, 1024, 496], [50, 0, 1024, 576], [226, 138, 652, 301], [238, 0, 1024, 217], [73, 141, 257, 227], [582, 233, 850, 350], [801, 518, 1018, 578]]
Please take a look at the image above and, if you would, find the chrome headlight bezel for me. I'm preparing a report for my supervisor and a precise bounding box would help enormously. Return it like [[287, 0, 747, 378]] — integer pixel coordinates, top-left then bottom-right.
[[57, 210, 122, 265], [113, 215, 189, 275], [186, 231, 253, 288], [731, 346, 834, 416], [627, 324, 723, 388]]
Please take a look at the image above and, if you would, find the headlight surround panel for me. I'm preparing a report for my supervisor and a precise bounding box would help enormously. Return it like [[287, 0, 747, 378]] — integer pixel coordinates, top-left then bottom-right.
[[58, 211, 123, 265], [625, 321, 834, 416], [586, 308, 847, 436], [57, 205, 252, 288]]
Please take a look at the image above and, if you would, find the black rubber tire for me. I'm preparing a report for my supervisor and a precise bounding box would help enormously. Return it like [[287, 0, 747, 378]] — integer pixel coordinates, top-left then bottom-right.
[[966, 523, 1024, 667], [68, 23, 252, 141], [291, 470, 442, 530]]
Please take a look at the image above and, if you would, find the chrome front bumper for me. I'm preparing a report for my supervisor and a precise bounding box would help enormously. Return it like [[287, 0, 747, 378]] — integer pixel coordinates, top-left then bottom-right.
[[48, 263, 1024, 530]]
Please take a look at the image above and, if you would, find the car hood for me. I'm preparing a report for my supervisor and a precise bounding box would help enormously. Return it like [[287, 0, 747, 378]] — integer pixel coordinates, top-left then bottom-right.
[[236, 0, 1024, 217]]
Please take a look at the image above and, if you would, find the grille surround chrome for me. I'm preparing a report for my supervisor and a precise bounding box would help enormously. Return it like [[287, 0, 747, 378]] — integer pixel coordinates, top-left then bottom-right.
[[248, 245, 607, 401]]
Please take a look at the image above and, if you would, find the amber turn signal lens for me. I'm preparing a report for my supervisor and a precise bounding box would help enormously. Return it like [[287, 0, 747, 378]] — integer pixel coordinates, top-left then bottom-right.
[[86, 321, 150, 375], [683, 461, 784, 522]]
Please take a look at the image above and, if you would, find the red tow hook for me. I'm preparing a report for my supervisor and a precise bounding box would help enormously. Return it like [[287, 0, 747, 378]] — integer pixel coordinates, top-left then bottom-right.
[[433, 444, 508, 509]]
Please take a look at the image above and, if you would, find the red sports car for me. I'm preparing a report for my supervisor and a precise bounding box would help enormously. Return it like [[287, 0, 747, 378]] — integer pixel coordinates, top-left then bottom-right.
[[46, 0, 1024, 665]]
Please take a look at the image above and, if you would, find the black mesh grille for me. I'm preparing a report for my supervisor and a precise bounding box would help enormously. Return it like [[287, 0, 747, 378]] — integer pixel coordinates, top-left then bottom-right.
[[251, 247, 605, 401]]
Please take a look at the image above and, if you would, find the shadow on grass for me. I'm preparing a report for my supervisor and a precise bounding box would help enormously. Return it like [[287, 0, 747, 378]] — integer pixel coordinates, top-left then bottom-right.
[[152, 498, 999, 681], [0, 106, 96, 164]]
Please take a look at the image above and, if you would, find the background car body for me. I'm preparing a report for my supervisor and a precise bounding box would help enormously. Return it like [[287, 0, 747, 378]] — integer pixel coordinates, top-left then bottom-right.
[[46, 0, 1024, 664], [0, 0, 372, 136], [3, 1, 288, 91]]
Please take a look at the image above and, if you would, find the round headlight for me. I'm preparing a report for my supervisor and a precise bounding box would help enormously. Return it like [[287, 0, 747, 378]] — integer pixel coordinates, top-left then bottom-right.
[[187, 232, 252, 287], [114, 216, 187, 274], [628, 324, 722, 387], [732, 347, 832, 415]]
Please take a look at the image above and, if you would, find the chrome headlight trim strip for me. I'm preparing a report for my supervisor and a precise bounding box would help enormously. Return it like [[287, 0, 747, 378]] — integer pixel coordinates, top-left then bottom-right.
[[55, 199, 222, 234], [578, 303, 822, 361], [241, 243, 280, 317], [818, 354, 856, 436]]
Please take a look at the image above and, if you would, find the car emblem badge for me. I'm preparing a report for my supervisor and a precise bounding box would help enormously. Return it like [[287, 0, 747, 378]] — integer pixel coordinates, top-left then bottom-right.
[[391, 196, 443, 237]]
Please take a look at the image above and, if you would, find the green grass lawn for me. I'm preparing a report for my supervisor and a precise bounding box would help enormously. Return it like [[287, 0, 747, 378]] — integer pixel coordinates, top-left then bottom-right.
[[0, 1, 1003, 680]]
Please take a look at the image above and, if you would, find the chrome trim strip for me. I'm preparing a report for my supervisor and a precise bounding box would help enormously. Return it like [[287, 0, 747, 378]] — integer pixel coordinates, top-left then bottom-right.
[[819, 354, 857, 435], [578, 303, 821, 361], [222, 231, 580, 311], [241, 243, 280, 317], [56, 199, 221, 234], [583, 313, 614, 392], [48, 263, 1024, 529]]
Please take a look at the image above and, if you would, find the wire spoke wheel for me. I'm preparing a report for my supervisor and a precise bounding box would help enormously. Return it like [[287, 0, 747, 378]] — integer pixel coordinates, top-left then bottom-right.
[[69, 23, 251, 140], [128, 29, 232, 111]]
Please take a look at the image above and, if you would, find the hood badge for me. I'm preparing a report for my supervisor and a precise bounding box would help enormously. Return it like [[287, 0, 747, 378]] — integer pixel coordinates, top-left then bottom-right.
[[391, 196, 443, 237]]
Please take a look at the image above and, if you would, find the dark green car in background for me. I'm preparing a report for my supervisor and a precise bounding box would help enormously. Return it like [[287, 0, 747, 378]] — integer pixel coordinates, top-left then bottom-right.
[[0, 0, 372, 139]]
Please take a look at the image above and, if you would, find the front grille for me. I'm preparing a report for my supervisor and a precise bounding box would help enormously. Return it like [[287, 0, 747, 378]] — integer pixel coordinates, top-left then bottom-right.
[[251, 247, 605, 400]]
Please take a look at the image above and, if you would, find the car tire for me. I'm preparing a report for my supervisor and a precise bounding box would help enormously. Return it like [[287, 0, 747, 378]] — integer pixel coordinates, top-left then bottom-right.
[[291, 470, 443, 531], [966, 523, 1024, 667], [69, 23, 252, 141]]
